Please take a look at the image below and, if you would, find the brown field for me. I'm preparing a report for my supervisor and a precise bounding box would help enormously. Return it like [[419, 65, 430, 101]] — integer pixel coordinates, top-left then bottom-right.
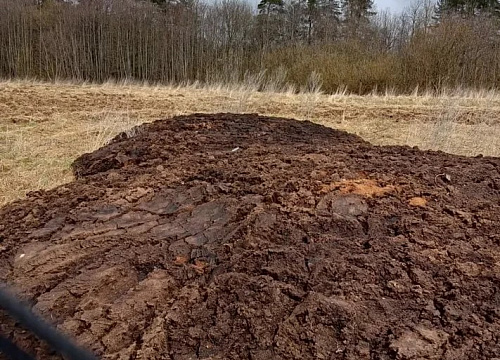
[[1, 79, 500, 205]]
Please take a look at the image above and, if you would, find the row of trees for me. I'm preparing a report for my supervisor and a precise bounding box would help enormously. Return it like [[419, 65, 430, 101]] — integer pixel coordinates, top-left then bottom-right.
[[255, 0, 375, 45], [1, 0, 500, 93], [436, 0, 500, 16]]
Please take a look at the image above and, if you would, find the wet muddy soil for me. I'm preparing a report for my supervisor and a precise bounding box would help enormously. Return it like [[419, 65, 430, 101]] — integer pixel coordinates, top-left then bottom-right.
[[0, 113, 499, 359]]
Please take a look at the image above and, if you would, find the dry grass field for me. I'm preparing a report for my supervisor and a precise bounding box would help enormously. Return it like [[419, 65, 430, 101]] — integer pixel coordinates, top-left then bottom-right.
[[1, 79, 500, 205]]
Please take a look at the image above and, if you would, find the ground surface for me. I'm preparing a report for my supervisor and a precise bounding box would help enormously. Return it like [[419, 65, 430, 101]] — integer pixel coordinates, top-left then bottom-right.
[[2, 80, 500, 205], [0, 114, 499, 359]]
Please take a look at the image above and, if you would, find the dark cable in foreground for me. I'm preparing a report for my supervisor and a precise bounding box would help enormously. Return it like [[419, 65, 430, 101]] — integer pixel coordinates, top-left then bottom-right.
[[0, 335, 35, 360], [0, 285, 98, 360]]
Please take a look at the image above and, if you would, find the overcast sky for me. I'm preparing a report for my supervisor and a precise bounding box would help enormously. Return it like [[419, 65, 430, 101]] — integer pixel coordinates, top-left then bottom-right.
[[374, 0, 414, 13]]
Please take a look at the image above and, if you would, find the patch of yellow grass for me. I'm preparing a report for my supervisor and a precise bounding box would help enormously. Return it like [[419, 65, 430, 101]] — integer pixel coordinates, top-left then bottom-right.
[[1, 79, 500, 205]]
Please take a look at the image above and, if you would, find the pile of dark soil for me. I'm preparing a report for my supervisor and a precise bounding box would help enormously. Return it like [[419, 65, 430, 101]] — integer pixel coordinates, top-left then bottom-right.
[[0, 113, 499, 360]]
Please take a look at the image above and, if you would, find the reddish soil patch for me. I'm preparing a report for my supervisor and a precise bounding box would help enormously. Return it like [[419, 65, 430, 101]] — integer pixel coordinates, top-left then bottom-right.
[[0, 113, 499, 359]]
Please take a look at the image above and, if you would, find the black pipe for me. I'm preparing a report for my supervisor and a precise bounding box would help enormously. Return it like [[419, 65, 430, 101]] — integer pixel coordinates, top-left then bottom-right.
[[0, 335, 36, 360], [0, 286, 98, 360]]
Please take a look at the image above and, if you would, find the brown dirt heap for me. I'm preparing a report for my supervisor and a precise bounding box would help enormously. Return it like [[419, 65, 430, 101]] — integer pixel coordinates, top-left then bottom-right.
[[0, 113, 499, 360]]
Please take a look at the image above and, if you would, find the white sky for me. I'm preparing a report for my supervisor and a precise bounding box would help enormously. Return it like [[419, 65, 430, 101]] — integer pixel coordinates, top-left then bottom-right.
[[375, 0, 414, 13]]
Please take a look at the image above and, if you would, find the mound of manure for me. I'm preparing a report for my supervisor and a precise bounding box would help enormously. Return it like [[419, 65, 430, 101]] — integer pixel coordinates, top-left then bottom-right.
[[0, 113, 499, 359]]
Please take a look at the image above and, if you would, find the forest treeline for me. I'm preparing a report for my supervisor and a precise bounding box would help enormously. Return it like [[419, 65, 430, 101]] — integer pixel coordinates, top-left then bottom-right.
[[1, 0, 500, 94]]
